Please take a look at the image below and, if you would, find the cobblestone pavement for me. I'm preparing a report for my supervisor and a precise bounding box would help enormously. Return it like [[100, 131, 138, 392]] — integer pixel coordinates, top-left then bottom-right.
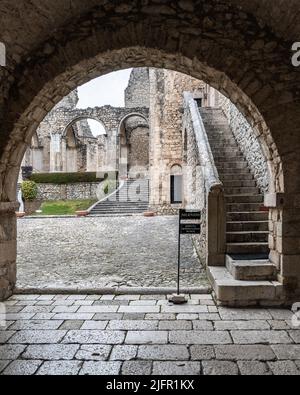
[[0, 294, 300, 375], [17, 216, 208, 290]]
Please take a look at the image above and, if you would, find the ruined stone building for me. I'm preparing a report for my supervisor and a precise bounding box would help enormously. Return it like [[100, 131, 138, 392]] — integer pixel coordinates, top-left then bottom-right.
[[23, 68, 224, 210]]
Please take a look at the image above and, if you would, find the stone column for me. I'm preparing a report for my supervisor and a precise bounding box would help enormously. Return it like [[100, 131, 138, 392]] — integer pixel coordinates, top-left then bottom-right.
[[0, 202, 18, 301]]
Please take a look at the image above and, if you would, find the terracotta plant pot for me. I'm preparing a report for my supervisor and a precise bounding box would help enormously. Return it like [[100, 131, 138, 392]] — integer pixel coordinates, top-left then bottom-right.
[[76, 210, 89, 217], [144, 211, 156, 217], [16, 212, 26, 218]]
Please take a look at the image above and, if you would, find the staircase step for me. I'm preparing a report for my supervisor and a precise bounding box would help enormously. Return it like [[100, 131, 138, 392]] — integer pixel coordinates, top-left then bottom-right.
[[226, 255, 277, 281], [215, 162, 248, 170], [207, 266, 283, 306], [227, 242, 269, 255], [227, 211, 269, 221], [227, 231, 269, 243], [227, 203, 265, 211], [225, 195, 263, 203], [225, 187, 260, 195], [223, 180, 257, 188], [219, 169, 251, 176], [227, 221, 269, 232], [90, 179, 150, 216]]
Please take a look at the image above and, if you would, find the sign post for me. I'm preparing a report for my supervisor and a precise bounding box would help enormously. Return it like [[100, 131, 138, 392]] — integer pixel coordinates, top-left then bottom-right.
[[170, 209, 201, 305]]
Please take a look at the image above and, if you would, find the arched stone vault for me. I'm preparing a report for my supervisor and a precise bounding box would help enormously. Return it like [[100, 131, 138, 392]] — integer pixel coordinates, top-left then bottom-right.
[[0, 0, 300, 301]]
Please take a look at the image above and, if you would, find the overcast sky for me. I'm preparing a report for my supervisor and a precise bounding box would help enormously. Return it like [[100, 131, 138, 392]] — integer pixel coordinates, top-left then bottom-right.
[[77, 68, 133, 109], [76, 69, 133, 136]]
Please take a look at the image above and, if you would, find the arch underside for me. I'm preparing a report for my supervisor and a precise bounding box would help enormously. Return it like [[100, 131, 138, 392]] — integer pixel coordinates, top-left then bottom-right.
[[0, 0, 300, 302]]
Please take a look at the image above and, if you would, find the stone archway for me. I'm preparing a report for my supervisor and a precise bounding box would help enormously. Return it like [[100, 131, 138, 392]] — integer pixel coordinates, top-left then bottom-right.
[[117, 113, 150, 179], [0, 1, 299, 302]]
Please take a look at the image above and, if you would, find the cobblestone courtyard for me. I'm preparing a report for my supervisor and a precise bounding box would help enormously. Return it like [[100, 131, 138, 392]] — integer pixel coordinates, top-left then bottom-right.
[[0, 294, 300, 375], [17, 216, 208, 290]]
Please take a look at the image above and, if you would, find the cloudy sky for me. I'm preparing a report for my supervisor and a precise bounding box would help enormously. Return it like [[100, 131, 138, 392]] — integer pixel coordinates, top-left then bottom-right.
[[77, 68, 133, 109], [76, 69, 133, 136]]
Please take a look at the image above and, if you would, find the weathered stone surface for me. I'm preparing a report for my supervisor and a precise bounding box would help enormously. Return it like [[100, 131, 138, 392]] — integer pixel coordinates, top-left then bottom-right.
[[17, 217, 206, 290], [125, 331, 168, 345], [79, 361, 121, 375], [159, 321, 192, 330], [0, 345, 26, 360], [9, 330, 66, 344], [37, 361, 82, 376], [214, 345, 276, 361], [238, 361, 271, 376], [107, 320, 158, 331], [2, 360, 42, 375], [137, 345, 189, 361], [110, 346, 138, 361], [23, 344, 79, 361], [121, 361, 152, 376], [268, 361, 300, 376], [202, 361, 239, 376], [62, 330, 125, 345], [152, 362, 201, 376], [231, 331, 293, 345], [190, 345, 215, 361], [169, 331, 232, 345], [272, 345, 300, 360], [75, 345, 111, 361]]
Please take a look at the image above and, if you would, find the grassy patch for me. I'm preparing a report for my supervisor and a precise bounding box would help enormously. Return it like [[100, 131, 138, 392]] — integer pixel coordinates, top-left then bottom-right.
[[36, 200, 97, 216]]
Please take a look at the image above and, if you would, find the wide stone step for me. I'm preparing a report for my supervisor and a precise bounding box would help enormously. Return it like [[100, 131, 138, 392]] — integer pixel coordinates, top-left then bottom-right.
[[207, 267, 283, 306], [227, 231, 269, 243], [215, 161, 248, 170], [227, 221, 269, 232], [225, 195, 264, 203], [225, 187, 260, 195], [223, 180, 257, 188], [226, 255, 277, 281], [227, 202, 264, 211], [219, 169, 251, 176], [227, 211, 269, 221], [221, 174, 254, 182], [226, 242, 269, 255]]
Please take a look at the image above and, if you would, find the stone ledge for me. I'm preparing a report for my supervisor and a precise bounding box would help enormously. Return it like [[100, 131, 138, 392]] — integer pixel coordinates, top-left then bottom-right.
[[14, 286, 212, 296]]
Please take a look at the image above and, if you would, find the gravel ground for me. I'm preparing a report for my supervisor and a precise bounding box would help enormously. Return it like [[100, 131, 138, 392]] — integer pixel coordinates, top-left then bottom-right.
[[17, 216, 208, 290]]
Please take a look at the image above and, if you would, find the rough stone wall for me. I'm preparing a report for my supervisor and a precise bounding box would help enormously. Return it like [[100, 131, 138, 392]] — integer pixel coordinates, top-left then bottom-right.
[[125, 68, 150, 108], [149, 68, 206, 214], [24, 89, 149, 175], [219, 94, 270, 192], [37, 183, 100, 201]]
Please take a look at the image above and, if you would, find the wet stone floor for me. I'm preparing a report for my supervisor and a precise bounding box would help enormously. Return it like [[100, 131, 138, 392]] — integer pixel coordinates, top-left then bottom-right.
[[17, 216, 208, 291]]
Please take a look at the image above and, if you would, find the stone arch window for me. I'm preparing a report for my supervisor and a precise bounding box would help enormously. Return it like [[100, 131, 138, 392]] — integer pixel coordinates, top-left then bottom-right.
[[118, 113, 150, 179], [170, 164, 183, 204]]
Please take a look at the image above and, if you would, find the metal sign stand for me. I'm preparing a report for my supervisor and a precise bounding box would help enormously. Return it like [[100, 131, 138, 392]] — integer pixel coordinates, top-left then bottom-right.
[[169, 209, 201, 305]]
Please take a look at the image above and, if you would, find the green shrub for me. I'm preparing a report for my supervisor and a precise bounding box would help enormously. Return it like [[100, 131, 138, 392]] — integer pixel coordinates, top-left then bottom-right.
[[29, 172, 118, 184], [21, 181, 38, 201]]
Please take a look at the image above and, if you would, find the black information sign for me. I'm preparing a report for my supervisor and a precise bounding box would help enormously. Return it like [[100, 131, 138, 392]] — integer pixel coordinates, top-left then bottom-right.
[[175, 209, 202, 299], [180, 224, 201, 235]]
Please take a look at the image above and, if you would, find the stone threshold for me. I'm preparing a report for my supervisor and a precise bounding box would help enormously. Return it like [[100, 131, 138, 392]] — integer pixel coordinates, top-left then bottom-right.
[[14, 286, 212, 296]]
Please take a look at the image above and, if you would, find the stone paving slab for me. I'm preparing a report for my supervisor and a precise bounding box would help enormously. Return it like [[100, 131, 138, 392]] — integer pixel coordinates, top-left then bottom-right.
[[1, 294, 300, 375]]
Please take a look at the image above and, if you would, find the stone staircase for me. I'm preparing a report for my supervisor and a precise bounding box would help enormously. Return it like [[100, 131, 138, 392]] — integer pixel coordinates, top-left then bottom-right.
[[199, 108, 282, 305], [89, 179, 149, 216]]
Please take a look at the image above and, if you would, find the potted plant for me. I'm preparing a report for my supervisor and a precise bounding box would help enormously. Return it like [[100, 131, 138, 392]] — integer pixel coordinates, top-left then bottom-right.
[[20, 180, 41, 215]]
